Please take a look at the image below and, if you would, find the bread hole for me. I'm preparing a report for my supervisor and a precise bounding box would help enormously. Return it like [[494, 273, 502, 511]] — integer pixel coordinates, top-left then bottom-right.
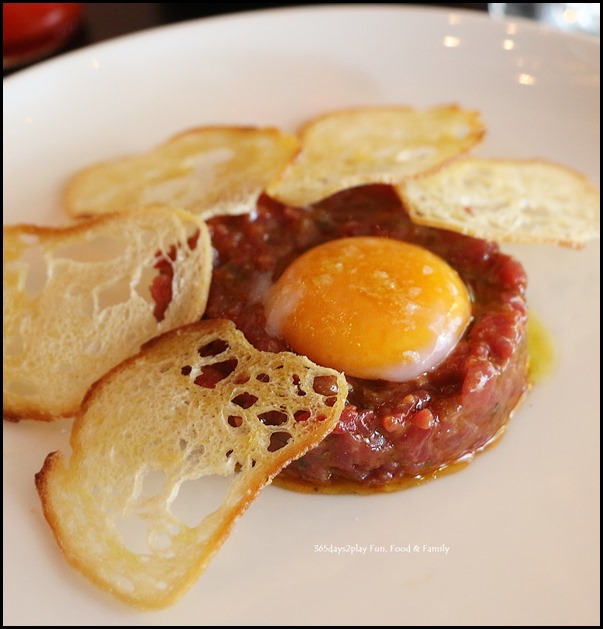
[[325, 396, 338, 407], [234, 373, 250, 385], [187, 229, 200, 251], [294, 409, 311, 422], [149, 259, 174, 323], [186, 447, 205, 466], [96, 276, 133, 311], [53, 235, 127, 263], [142, 241, 191, 317], [140, 470, 167, 500], [194, 359, 238, 389], [257, 410, 288, 426], [115, 515, 151, 554], [134, 263, 161, 310], [181, 365, 192, 376], [292, 373, 307, 396], [179, 438, 188, 451], [169, 476, 231, 527], [157, 243, 178, 264], [20, 244, 48, 297], [4, 333, 25, 357], [231, 392, 258, 409], [312, 375, 339, 396], [169, 523, 181, 536], [227, 415, 243, 428], [225, 449, 234, 458], [256, 373, 270, 383], [267, 431, 292, 452], [5, 379, 38, 396], [198, 338, 229, 357]]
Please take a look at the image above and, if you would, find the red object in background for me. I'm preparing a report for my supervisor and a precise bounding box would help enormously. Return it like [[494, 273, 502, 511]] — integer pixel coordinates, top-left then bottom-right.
[[3, 3, 84, 69]]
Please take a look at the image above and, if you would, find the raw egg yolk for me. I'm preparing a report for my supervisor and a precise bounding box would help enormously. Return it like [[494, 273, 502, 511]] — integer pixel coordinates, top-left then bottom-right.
[[265, 237, 471, 381]]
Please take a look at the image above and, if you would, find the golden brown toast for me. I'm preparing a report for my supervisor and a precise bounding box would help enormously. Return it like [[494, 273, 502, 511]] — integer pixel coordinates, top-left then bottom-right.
[[36, 319, 348, 609], [266, 104, 485, 206], [64, 126, 299, 220], [397, 157, 600, 247], [3, 207, 212, 420]]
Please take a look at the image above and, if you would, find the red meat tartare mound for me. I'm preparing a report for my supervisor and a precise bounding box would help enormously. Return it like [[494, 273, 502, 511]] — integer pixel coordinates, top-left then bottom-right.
[[205, 185, 529, 490]]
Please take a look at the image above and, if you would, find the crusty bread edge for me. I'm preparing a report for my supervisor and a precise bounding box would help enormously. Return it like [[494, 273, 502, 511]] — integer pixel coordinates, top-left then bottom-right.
[[396, 156, 601, 249], [34, 320, 348, 609], [63, 126, 301, 220], [3, 208, 212, 422], [265, 104, 486, 206]]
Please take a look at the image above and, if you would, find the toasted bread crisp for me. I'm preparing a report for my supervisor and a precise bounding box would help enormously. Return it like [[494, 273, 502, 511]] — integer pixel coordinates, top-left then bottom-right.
[[266, 105, 485, 207], [64, 127, 299, 220], [3, 208, 211, 420], [397, 157, 600, 247], [36, 320, 348, 610]]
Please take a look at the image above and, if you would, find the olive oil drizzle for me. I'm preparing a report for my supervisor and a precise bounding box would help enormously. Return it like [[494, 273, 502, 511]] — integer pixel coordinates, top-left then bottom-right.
[[275, 425, 510, 495], [276, 312, 555, 496], [527, 312, 556, 384]]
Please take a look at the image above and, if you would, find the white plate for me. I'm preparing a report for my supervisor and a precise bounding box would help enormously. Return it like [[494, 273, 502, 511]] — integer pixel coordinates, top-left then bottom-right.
[[3, 5, 600, 626]]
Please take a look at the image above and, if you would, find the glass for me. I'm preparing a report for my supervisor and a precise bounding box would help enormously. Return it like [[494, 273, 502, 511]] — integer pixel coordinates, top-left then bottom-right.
[[488, 3, 600, 36]]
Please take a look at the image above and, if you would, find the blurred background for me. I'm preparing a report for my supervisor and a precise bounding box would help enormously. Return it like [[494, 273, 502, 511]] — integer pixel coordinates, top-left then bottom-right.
[[59, 3, 490, 43], [4, 3, 599, 76], [3, 3, 488, 75]]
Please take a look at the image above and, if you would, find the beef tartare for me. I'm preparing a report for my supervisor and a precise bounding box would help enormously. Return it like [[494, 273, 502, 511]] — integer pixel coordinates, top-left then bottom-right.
[[205, 185, 529, 490]]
